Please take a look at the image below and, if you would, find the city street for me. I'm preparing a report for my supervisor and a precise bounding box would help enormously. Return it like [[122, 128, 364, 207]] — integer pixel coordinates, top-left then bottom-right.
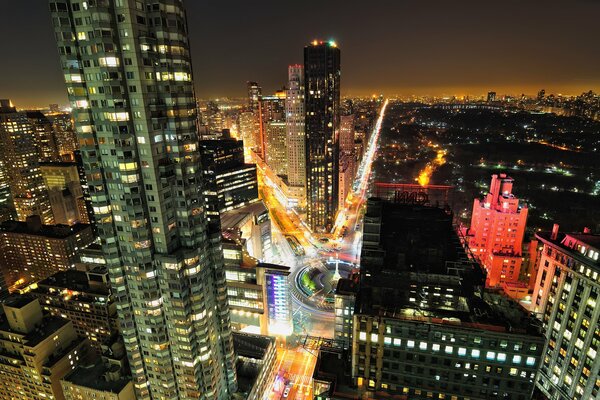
[[259, 100, 388, 399]]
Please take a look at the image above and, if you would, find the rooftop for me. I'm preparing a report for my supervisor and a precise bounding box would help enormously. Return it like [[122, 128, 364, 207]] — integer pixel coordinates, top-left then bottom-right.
[[232, 331, 275, 360], [535, 230, 600, 268], [31, 269, 110, 299], [39, 161, 78, 168], [3, 295, 37, 309], [361, 200, 484, 287], [220, 200, 267, 230], [0, 315, 71, 347], [0, 219, 91, 239], [63, 361, 131, 393], [356, 198, 539, 336]]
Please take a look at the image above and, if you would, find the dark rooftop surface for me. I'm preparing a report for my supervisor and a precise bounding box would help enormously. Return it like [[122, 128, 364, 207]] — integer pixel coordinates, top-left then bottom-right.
[[313, 347, 357, 398], [356, 199, 540, 336], [0, 220, 91, 238], [39, 161, 78, 168], [335, 278, 358, 295], [0, 315, 71, 347], [362, 200, 467, 277], [63, 361, 130, 393], [32, 269, 109, 297], [3, 295, 37, 309], [232, 332, 274, 360]]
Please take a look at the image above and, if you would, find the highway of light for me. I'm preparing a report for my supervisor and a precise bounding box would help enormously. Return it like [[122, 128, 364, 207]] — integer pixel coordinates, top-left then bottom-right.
[[332, 99, 389, 236]]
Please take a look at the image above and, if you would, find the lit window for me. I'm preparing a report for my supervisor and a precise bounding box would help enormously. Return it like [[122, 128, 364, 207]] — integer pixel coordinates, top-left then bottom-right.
[[419, 342, 427, 350], [458, 347, 466, 356], [471, 349, 480, 358], [370, 333, 378, 343], [432, 344, 440, 352], [99, 57, 119, 67], [445, 346, 453, 354], [513, 355, 522, 364], [486, 351, 495, 360], [526, 357, 536, 366], [407, 340, 415, 348], [497, 353, 506, 362], [359, 332, 366, 341]]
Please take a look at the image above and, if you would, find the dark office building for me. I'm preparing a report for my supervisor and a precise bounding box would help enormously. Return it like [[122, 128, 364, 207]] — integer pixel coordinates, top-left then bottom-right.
[[304, 40, 341, 232], [318, 198, 544, 400], [200, 138, 259, 222]]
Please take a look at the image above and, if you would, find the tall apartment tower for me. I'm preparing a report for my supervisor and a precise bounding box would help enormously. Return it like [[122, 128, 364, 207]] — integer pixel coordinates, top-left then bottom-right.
[[285, 65, 306, 199], [304, 41, 341, 232], [0, 99, 54, 224], [246, 81, 263, 157], [467, 174, 528, 287], [50, 1, 237, 399]]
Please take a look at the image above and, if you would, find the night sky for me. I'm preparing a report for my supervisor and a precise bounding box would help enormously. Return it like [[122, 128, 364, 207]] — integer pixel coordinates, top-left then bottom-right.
[[2, 0, 600, 108]]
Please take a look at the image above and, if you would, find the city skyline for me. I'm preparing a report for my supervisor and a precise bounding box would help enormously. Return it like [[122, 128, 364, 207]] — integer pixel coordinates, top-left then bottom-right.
[[3, 0, 600, 107], [0, 1, 599, 399]]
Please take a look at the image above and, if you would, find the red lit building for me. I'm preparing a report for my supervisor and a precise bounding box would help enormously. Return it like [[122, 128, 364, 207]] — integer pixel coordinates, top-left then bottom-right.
[[467, 174, 528, 287]]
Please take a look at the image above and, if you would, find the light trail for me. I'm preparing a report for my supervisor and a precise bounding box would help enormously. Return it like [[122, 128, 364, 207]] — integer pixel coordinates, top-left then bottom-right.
[[332, 99, 389, 235]]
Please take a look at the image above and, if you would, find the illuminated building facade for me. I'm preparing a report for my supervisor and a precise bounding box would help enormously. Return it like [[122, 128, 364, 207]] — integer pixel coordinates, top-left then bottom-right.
[[334, 277, 358, 350], [339, 114, 355, 154], [40, 162, 91, 225], [25, 110, 61, 162], [203, 101, 224, 133], [531, 226, 600, 399], [50, 1, 237, 398], [338, 156, 354, 207], [285, 64, 306, 200], [467, 174, 528, 288], [247, 81, 263, 155], [265, 121, 287, 177], [200, 137, 259, 223], [0, 99, 54, 224], [221, 200, 271, 261], [0, 216, 94, 290], [232, 333, 277, 400], [346, 198, 542, 399], [0, 296, 87, 400], [239, 111, 258, 151], [304, 41, 341, 232], [0, 153, 15, 223], [46, 112, 79, 159], [222, 238, 292, 336], [29, 267, 117, 355]]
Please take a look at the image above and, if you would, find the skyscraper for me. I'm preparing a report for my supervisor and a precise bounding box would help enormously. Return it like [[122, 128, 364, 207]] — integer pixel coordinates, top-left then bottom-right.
[[50, 1, 237, 398], [264, 121, 287, 177], [0, 99, 54, 224], [285, 64, 306, 200], [304, 41, 341, 232], [246, 81, 263, 157], [25, 110, 61, 162], [467, 174, 528, 288]]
